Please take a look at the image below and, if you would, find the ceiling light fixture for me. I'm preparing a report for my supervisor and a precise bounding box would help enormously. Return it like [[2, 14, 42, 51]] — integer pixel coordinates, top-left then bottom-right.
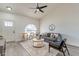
[[6, 6, 12, 11], [36, 9, 39, 12]]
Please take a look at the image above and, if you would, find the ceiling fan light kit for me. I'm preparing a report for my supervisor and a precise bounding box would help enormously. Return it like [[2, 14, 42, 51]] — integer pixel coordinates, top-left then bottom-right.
[[6, 6, 12, 11]]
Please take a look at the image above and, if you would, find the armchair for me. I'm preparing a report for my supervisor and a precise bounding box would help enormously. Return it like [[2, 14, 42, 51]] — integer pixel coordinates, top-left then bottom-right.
[[42, 33, 70, 56], [49, 39, 70, 56]]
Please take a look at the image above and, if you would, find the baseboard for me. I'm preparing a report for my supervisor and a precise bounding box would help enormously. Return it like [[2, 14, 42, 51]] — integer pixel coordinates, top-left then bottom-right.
[[6, 41, 16, 43], [67, 43, 79, 48], [6, 40, 24, 43]]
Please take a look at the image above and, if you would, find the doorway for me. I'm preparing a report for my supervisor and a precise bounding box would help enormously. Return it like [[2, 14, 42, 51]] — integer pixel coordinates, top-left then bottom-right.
[[2, 20, 15, 42]]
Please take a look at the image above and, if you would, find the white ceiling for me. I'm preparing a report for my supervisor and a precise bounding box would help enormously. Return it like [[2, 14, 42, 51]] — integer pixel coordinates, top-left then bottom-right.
[[0, 3, 58, 19]]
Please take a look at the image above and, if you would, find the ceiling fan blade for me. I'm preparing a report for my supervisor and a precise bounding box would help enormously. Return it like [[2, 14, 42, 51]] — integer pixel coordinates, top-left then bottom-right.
[[39, 5, 47, 9], [29, 8, 36, 9], [39, 9, 44, 13]]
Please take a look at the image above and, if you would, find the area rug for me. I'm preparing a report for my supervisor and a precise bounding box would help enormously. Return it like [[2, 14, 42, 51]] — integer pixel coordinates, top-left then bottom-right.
[[20, 40, 59, 56]]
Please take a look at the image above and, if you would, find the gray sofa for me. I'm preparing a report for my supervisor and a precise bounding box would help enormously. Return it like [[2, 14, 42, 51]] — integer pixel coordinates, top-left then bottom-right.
[[43, 33, 62, 43]]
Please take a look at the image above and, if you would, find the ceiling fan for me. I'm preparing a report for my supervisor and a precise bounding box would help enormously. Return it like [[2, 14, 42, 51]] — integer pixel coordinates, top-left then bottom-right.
[[30, 3, 47, 13]]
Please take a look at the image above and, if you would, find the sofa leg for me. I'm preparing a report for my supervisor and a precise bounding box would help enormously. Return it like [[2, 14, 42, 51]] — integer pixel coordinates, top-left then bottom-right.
[[49, 43, 50, 53], [64, 43, 70, 56], [65, 46, 70, 56], [61, 48, 65, 56]]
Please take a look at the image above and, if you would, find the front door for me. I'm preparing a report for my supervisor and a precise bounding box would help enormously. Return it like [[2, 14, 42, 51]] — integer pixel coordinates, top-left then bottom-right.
[[2, 20, 15, 42]]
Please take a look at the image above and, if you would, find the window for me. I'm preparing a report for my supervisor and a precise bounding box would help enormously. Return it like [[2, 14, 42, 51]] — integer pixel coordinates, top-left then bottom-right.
[[25, 24, 37, 34], [4, 21, 13, 27]]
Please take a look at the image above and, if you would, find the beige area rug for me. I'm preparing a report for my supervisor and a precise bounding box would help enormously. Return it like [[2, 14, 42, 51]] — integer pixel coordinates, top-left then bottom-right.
[[20, 40, 59, 56]]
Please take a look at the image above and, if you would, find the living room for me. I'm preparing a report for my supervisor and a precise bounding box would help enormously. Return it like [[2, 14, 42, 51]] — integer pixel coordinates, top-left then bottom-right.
[[0, 3, 79, 56]]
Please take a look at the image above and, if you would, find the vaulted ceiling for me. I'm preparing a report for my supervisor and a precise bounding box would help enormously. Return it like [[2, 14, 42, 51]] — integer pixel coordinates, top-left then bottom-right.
[[0, 3, 58, 19]]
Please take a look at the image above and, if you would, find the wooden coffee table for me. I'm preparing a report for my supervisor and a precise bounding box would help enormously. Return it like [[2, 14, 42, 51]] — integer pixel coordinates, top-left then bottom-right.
[[32, 38, 44, 48]]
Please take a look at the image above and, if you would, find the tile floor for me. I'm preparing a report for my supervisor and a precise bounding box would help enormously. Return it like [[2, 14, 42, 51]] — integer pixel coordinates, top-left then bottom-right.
[[4, 41, 79, 56]]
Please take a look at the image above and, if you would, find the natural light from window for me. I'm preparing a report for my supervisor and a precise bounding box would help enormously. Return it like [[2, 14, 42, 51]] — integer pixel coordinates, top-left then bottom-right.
[[4, 21, 13, 27], [25, 24, 37, 34]]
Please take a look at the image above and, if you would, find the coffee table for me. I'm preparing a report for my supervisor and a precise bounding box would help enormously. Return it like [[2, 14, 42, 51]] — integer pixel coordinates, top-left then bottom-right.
[[32, 38, 44, 48]]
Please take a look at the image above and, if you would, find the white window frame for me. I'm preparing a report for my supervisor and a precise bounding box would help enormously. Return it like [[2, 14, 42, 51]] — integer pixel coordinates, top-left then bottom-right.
[[4, 21, 13, 27], [25, 24, 37, 33]]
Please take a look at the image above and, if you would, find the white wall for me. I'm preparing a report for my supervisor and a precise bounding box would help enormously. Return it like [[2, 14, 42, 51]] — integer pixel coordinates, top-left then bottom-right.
[[0, 20, 2, 36], [40, 4, 79, 47], [0, 12, 39, 42]]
